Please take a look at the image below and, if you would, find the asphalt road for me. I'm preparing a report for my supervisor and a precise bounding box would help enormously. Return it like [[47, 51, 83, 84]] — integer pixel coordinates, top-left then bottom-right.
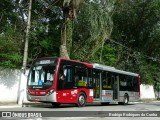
[[0, 102, 160, 120]]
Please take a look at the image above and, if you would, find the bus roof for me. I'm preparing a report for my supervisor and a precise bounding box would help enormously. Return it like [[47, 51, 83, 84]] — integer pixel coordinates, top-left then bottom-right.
[[93, 63, 138, 77], [33, 57, 137, 76], [33, 57, 93, 68], [60, 57, 93, 68]]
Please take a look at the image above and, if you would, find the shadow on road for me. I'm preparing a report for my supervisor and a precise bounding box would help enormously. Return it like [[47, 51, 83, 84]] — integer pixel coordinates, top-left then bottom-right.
[[23, 102, 135, 109]]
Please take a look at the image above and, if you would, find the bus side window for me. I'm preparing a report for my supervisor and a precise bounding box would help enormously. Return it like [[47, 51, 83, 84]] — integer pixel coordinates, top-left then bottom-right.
[[88, 69, 93, 88], [133, 77, 138, 92], [107, 72, 112, 89], [102, 71, 112, 90], [64, 65, 73, 89], [126, 76, 134, 91], [102, 72, 107, 89], [74, 66, 87, 87], [57, 64, 73, 90], [119, 75, 128, 91]]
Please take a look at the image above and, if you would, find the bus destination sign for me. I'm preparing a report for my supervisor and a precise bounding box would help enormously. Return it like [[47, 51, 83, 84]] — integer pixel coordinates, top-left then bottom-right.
[[39, 60, 51, 64]]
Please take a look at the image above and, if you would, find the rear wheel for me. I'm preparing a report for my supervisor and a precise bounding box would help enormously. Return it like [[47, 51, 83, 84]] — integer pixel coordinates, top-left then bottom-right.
[[51, 103, 61, 108], [118, 95, 129, 105], [123, 95, 129, 105], [76, 92, 86, 107]]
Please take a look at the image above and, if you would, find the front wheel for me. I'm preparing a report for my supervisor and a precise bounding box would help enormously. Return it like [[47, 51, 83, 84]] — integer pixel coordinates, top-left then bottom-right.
[[76, 92, 86, 107]]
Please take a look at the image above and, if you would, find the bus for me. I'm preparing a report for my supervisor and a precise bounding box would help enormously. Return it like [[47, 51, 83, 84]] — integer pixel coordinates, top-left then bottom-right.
[[27, 57, 140, 107]]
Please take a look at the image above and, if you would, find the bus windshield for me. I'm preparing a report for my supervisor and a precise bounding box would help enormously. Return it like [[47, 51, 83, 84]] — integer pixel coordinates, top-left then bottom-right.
[[28, 64, 56, 89]]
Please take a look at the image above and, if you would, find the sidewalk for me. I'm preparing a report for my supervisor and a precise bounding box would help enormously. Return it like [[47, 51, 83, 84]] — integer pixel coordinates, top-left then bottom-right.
[[0, 101, 49, 108], [139, 98, 160, 103], [0, 102, 22, 108]]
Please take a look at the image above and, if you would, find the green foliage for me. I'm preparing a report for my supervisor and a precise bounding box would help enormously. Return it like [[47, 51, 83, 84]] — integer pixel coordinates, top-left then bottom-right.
[[111, 0, 160, 84], [0, 30, 23, 68], [0, 0, 24, 68], [96, 44, 116, 65], [71, 0, 116, 62], [139, 62, 155, 84], [0, 53, 22, 68], [28, 1, 63, 62]]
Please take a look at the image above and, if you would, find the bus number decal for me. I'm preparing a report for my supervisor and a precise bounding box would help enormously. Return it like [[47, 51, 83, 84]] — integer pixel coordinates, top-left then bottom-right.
[[63, 93, 67, 96], [89, 89, 93, 96], [71, 90, 78, 95]]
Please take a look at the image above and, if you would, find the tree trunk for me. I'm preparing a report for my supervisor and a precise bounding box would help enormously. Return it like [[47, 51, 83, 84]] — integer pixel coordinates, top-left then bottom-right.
[[60, 18, 69, 59], [60, 0, 83, 59]]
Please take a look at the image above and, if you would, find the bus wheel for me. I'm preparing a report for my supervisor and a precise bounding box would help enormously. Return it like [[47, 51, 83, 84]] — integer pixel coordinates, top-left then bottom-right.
[[124, 95, 129, 105], [123, 95, 129, 105], [118, 95, 129, 105], [121, 95, 129, 105], [51, 103, 61, 108], [76, 92, 86, 107]]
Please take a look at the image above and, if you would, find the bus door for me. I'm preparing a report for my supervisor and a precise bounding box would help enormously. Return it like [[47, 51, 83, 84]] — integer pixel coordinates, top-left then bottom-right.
[[112, 74, 119, 100], [93, 70, 101, 100], [57, 60, 74, 103]]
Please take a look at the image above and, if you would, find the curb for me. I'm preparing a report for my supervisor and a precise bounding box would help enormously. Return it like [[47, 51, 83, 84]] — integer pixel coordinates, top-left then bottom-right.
[[129, 100, 160, 104], [129, 102, 143, 104]]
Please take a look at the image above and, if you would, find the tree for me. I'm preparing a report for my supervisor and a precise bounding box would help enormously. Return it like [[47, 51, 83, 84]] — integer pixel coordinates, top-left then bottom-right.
[[0, 0, 24, 68], [60, 0, 83, 58], [111, 0, 160, 84], [71, 0, 116, 64]]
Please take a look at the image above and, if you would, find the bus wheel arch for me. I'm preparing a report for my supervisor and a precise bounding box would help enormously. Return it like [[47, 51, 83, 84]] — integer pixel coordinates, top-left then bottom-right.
[[76, 91, 87, 107]]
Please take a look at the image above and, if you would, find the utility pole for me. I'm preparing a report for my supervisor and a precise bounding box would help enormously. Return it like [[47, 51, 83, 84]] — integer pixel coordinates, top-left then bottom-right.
[[17, 0, 32, 105], [22, 0, 32, 73]]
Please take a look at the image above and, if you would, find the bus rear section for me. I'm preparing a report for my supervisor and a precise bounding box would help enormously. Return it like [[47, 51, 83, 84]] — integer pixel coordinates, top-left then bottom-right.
[[93, 63, 140, 105]]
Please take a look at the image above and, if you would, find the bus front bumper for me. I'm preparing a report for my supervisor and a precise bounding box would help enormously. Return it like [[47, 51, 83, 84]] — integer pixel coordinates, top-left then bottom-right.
[[27, 92, 57, 102]]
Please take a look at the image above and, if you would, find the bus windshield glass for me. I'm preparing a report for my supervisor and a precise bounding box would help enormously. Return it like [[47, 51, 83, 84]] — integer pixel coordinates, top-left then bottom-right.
[[28, 64, 56, 89]]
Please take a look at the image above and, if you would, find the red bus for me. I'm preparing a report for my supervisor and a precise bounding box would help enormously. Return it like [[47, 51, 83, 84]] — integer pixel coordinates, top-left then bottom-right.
[[27, 57, 140, 107]]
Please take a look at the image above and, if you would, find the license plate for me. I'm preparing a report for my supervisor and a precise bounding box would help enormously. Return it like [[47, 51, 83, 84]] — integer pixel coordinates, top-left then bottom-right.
[[35, 98, 40, 101]]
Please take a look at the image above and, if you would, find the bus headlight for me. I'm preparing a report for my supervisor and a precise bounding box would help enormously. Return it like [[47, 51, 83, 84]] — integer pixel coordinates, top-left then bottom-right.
[[47, 89, 54, 96]]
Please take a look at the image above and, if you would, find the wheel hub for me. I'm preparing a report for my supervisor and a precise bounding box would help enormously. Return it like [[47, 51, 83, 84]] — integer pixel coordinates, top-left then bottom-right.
[[79, 96, 85, 105]]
